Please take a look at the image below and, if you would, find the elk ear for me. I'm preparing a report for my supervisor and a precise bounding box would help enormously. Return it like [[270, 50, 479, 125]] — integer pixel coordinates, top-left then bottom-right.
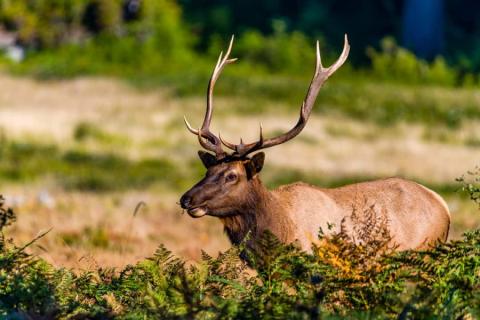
[[252, 152, 265, 172], [245, 152, 265, 178], [198, 151, 217, 168]]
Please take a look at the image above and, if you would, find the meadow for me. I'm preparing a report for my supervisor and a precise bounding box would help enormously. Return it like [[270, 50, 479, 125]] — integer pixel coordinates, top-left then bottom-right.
[[0, 66, 478, 318], [0, 1, 479, 317], [0, 33, 479, 320]]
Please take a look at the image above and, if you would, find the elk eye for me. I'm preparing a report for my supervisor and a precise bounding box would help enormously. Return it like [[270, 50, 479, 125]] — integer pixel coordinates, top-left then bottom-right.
[[225, 173, 237, 182]]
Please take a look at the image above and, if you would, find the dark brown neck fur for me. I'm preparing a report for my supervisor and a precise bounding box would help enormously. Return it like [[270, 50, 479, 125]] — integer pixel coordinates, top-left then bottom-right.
[[219, 177, 293, 246]]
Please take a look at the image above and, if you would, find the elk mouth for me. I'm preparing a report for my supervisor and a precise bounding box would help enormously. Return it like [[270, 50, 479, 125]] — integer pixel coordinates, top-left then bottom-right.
[[186, 205, 208, 218]]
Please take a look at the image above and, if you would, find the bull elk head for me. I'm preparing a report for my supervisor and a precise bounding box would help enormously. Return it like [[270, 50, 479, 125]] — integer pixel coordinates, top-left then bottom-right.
[[180, 35, 349, 217]]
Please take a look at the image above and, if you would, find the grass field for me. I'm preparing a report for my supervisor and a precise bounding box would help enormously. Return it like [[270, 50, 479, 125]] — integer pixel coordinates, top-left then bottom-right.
[[0, 72, 478, 272], [2, 2, 480, 317]]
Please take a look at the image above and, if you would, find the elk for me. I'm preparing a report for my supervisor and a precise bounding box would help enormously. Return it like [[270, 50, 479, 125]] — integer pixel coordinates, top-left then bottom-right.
[[179, 35, 450, 252]]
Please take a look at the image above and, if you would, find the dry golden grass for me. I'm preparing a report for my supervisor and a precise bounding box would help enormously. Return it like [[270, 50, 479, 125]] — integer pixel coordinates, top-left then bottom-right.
[[0, 72, 479, 268], [4, 185, 229, 269]]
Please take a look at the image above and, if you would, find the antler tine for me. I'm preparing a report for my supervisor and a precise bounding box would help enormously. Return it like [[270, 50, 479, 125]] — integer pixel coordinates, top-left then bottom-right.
[[184, 36, 237, 159], [259, 123, 264, 144], [315, 40, 322, 73], [219, 133, 237, 150], [184, 116, 199, 135], [325, 34, 350, 76], [203, 35, 237, 133], [300, 34, 349, 116], [220, 123, 264, 153], [231, 35, 349, 157]]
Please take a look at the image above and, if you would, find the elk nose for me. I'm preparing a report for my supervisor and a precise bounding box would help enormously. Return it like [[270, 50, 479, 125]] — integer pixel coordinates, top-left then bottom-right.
[[180, 194, 192, 209]]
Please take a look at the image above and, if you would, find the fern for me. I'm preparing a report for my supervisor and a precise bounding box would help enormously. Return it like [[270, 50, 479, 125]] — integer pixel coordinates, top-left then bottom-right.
[[1, 188, 480, 319], [457, 167, 480, 207]]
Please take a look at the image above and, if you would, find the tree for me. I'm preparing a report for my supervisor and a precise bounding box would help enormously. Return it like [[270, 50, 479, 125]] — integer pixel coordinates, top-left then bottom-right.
[[82, 0, 121, 35]]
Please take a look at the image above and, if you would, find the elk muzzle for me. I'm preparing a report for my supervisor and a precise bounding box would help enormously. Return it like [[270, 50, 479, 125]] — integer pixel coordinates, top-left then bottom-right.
[[179, 193, 207, 218]]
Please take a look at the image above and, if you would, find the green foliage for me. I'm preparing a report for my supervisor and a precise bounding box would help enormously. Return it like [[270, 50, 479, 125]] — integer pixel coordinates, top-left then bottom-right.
[[1, 178, 480, 318], [458, 167, 480, 207], [0, 0, 84, 49], [74, 121, 109, 142], [0, 203, 57, 317], [73, 121, 129, 145], [0, 196, 14, 231], [139, 0, 192, 60], [189, 73, 480, 128], [314, 80, 480, 128], [0, 140, 187, 192], [216, 23, 315, 74], [1, 0, 193, 79], [0, 139, 464, 197], [367, 37, 458, 86], [82, 0, 121, 35], [0, 138, 465, 197], [1, 0, 480, 92]]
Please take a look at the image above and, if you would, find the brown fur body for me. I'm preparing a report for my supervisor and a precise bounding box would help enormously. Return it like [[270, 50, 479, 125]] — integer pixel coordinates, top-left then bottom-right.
[[218, 175, 450, 251]]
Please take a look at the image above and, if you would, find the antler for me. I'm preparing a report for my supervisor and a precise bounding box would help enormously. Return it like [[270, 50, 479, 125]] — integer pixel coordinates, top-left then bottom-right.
[[184, 35, 237, 159], [220, 35, 350, 157]]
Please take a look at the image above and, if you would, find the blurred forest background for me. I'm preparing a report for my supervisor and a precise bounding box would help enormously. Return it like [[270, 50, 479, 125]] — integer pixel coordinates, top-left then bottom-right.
[[0, 0, 479, 269], [1, 0, 480, 86]]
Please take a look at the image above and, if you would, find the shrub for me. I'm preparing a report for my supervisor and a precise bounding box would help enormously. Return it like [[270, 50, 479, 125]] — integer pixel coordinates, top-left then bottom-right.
[[0, 0, 85, 49], [210, 22, 318, 75], [82, 0, 121, 35], [458, 167, 480, 207], [138, 0, 193, 61], [367, 37, 458, 86], [2, 0, 193, 79], [1, 178, 480, 318]]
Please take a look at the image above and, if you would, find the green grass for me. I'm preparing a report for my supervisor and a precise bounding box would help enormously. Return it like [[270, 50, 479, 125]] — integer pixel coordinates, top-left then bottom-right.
[[0, 139, 467, 197], [73, 122, 131, 146], [0, 141, 194, 192], [259, 77, 477, 128]]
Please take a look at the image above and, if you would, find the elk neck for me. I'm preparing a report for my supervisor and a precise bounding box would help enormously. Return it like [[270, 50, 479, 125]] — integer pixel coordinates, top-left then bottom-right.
[[219, 176, 289, 245]]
